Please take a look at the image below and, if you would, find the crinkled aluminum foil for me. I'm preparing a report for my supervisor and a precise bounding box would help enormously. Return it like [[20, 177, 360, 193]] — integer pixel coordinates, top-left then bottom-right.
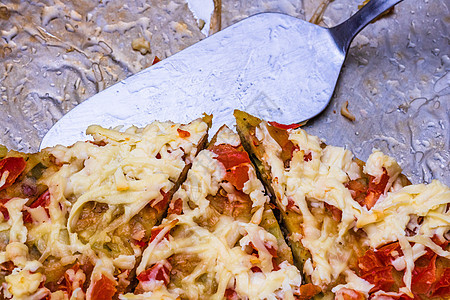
[[0, 0, 448, 185]]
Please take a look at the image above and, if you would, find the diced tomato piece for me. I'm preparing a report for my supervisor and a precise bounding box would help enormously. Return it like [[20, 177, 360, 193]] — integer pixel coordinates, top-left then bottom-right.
[[335, 288, 365, 300], [268, 121, 302, 130], [411, 253, 437, 295], [295, 283, 321, 300], [168, 198, 183, 215], [177, 128, 191, 138], [89, 274, 117, 300], [225, 165, 249, 190], [152, 56, 161, 65], [357, 243, 400, 294], [0, 157, 26, 191], [346, 178, 368, 206], [365, 168, 390, 209], [357, 248, 383, 275], [432, 267, 450, 297], [375, 242, 402, 265], [211, 144, 251, 190], [149, 226, 170, 243], [150, 189, 171, 214], [137, 262, 171, 286], [30, 190, 51, 209], [361, 266, 395, 292], [211, 144, 250, 170], [368, 168, 390, 194], [23, 190, 51, 223], [225, 288, 239, 300]]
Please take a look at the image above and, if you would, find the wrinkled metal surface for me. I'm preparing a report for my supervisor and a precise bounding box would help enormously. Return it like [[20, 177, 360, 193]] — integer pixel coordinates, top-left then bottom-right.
[[40, 13, 345, 149], [0, 0, 449, 185]]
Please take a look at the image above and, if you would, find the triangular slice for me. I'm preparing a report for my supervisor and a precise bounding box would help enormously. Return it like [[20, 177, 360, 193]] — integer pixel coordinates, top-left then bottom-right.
[[235, 110, 450, 299], [0, 116, 211, 299], [125, 126, 312, 299]]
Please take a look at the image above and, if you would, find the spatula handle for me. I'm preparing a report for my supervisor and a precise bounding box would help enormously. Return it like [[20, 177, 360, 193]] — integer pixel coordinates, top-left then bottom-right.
[[330, 0, 403, 53]]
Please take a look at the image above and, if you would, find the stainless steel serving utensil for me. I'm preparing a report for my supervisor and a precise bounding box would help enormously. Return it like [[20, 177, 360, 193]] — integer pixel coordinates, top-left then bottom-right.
[[40, 0, 403, 149]]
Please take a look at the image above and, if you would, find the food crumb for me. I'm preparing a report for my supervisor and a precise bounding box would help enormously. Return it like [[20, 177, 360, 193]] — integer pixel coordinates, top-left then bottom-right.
[[341, 101, 356, 121], [131, 37, 151, 55]]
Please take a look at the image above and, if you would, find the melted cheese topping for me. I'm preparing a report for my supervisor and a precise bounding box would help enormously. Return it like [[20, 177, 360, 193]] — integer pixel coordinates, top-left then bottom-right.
[[41, 119, 207, 256], [256, 122, 450, 295], [0, 119, 208, 299], [133, 131, 303, 299]]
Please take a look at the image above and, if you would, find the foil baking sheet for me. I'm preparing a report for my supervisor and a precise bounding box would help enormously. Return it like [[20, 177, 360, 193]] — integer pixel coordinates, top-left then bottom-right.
[[0, 0, 448, 186]]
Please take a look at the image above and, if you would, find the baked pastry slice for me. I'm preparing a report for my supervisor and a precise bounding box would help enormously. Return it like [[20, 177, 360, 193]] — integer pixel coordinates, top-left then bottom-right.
[[235, 110, 450, 299], [125, 126, 312, 299], [0, 115, 211, 299]]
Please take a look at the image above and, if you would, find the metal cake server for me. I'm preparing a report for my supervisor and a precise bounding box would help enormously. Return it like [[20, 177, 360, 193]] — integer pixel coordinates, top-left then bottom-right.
[[40, 0, 402, 149]]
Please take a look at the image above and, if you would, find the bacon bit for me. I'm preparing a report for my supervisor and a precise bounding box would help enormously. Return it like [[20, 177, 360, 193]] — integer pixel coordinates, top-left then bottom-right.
[[23, 190, 51, 223], [225, 288, 239, 300], [335, 288, 365, 300], [155, 153, 161, 159], [167, 198, 183, 215], [60, 263, 85, 296], [0, 198, 10, 220], [266, 124, 298, 168], [304, 152, 312, 162], [272, 258, 280, 271], [137, 261, 171, 286], [431, 234, 449, 249], [340, 100, 356, 122], [133, 239, 147, 248], [152, 56, 161, 65], [0, 157, 26, 191], [268, 121, 302, 130], [265, 243, 278, 258], [295, 283, 321, 300], [286, 197, 301, 214], [88, 140, 107, 147], [0, 261, 15, 275], [177, 128, 191, 138], [324, 203, 342, 222], [89, 274, 117, 300], [116, 270, 131, 295], [250, 266, 262, 273]]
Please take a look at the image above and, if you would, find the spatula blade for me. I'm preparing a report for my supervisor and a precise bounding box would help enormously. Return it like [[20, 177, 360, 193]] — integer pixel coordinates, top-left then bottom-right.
[[40, 13, 344, 149]]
